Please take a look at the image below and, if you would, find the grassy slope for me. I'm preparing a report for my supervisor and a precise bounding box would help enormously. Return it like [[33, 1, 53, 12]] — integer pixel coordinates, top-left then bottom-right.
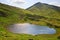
[[0, 3, 60, 40]]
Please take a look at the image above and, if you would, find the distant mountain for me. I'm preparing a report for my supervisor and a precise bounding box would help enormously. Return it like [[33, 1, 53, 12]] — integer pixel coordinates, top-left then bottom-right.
[[27, 2, 60, 19], [27, 2, 60, 27]]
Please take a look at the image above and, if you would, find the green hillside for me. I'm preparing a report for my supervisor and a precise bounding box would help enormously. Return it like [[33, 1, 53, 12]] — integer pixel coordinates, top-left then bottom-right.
[[0, 2, 60, 40]]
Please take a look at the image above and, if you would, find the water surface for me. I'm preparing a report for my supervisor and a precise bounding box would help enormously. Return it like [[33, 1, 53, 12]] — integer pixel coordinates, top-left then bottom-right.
[[7, 23, 56, 35]]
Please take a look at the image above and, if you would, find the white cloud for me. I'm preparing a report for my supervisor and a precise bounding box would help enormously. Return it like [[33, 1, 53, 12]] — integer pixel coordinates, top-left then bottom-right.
[[11, 0, 25, 2], [48, 2, 60, 6], [12, 0, 25, 4]]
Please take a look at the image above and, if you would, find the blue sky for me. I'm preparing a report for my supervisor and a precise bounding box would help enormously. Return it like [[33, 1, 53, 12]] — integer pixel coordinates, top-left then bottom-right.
[[0, 0, 60, 9]]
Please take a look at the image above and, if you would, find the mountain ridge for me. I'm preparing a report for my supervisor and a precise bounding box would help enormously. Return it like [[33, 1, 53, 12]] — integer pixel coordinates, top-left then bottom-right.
[[27, 2, 60, 18], [27, 2, 60, 10]]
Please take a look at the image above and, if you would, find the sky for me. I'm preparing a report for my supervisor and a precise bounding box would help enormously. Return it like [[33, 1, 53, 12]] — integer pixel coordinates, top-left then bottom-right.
[[0, 0, 60, 9]]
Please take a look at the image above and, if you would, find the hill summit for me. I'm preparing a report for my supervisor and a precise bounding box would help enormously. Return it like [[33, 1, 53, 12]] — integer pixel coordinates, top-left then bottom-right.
[[27, 2, 60, 19]]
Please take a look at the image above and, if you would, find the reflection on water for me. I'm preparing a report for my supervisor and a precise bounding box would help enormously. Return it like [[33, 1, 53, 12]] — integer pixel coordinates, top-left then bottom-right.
[[7, 23, 56, 35]]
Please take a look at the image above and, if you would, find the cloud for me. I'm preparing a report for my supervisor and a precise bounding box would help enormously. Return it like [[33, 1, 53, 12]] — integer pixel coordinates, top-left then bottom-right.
[[13, 0, 25, 4], [48, 1, 60, 7], [39, 0, 60, 7]]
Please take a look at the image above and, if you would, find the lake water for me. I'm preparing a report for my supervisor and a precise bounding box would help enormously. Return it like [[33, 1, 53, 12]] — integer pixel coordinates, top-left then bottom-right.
[[7, 23, 56, 35]]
